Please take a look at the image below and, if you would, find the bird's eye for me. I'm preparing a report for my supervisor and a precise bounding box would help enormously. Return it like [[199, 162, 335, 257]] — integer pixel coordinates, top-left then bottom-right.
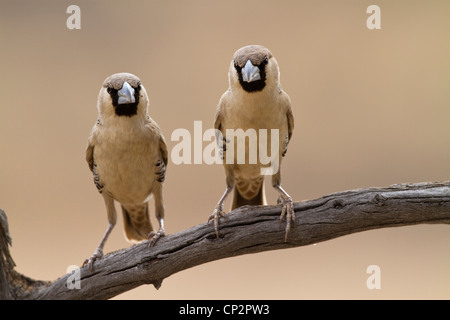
[[106, 86, 112, 94], [264, 57, 269, 64]]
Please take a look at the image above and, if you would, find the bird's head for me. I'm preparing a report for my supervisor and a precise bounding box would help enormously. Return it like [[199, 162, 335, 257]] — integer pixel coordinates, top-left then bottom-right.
[[229, 45, 280, 93], [97, 73, 149, 119]]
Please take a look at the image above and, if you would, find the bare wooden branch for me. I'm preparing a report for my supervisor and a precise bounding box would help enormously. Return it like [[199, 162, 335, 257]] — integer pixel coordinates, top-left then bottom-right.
[[1, 181, 449, 299], [0, 209, 14, 299], [0, 209, 51, 299]]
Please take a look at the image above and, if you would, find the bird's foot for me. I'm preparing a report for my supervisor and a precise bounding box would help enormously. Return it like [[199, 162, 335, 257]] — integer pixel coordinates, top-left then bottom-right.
[[82, 247, 104, 272], [148, 228, 166, 248], [278, 196, 295, 242], [208, 205, 227, 238]]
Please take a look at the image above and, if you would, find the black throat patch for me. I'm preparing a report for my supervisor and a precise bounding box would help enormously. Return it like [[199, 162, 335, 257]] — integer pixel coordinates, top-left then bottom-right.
[[234, 61, 267, 93], [107, 85, 141, 117]]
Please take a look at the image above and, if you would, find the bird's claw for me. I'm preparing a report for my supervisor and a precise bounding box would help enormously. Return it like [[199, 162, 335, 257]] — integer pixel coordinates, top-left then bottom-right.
[[208, 206, 227, 238], [82, 248, 104, 272], [148, 229, 166, 248], [279, 196, 295, 242]]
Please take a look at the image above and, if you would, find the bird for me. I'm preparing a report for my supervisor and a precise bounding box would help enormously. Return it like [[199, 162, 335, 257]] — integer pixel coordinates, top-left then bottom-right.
[[83, 72, 168, 270], [209, 45, 295, 241]]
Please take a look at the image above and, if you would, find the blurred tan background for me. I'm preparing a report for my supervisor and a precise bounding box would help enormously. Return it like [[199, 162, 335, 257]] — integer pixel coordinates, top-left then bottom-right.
[[0, 0, 449, 299]]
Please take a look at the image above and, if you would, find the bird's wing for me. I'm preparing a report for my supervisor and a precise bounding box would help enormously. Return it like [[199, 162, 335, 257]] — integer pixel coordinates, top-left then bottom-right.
[[86, 125, 99, 172], [214, 98, 224, 132], [281, 92, 294, 157], [157, 127, 168, 183], [86, 124, 104, 192], [159, 131, 168, 168], [284, 92, 294, 141], [145, 119, 168, 183], [214, 91, 231, 156]]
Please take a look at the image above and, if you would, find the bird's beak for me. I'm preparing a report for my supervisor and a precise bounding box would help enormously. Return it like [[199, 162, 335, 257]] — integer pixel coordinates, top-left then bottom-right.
[[117, 81, 136, 104], [241, 59, 261, 83]]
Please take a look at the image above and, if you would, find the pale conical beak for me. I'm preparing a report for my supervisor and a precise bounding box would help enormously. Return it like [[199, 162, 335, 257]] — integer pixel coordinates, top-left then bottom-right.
[[242, 59, 261, 83], [117, 81, 136, 104]]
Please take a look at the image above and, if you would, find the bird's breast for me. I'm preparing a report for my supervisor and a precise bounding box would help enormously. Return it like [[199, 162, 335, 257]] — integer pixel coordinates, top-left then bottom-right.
[[93, 127, 158, 204], [221, 96, 288, 176], [225, 96, 286, 130]]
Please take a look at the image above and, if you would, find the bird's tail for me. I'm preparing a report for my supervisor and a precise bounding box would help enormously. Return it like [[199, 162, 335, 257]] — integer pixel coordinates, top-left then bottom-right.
[[121, 204, 153, 242], [232, 178, 266, 210]]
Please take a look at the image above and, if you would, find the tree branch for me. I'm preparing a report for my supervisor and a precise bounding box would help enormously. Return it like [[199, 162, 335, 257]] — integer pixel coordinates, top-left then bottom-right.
[[1, 181, 449, 299]]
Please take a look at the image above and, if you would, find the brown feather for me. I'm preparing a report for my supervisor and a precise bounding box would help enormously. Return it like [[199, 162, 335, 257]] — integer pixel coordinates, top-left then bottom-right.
[[233, 45, 273, 67], [103, 72, 141, 90], [232, 178, 265, 209], [121, 204, 153, 242]]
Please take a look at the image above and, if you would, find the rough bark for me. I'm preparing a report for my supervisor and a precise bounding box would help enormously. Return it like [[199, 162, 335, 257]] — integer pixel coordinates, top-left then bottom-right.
[[1, 181, 449, 299]]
